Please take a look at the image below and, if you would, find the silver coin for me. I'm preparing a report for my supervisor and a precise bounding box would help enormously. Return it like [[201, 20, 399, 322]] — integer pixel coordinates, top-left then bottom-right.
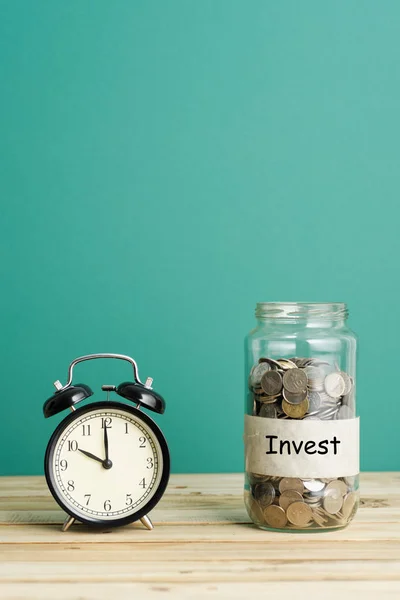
[[343, 475, 356, 488], [303, 479, 326, 493], [253, 481, 276, 508], [342, 390, 355, 412], [282, 388, 308, 405], [336, 404, 354, 420], [304, 366, 325, 391], [259, 357, 283, 370], [308, 391, 321, 412], [261, 370, 283, 395], [259, 403, 277, 419], [251, 362, 271, 387], [324, 372, 346, 398], [283, 368, 308, 394], [340, 371, 353, 395]]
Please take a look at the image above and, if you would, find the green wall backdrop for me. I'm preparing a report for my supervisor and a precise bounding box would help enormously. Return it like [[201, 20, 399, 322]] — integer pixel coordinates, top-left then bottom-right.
[[1, 1, 399, 475]]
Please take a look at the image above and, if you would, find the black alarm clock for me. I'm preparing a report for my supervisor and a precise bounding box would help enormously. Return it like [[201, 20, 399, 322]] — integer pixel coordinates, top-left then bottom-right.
[[43, 353, 170, 532]]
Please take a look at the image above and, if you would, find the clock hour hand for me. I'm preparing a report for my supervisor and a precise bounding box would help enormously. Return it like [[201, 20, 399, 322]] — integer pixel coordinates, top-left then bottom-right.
[[78, 448, 104, 464]]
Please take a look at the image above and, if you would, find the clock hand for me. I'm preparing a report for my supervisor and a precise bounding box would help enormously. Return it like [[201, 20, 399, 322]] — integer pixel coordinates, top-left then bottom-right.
[[78, 448, 104, 464], [103, 426, 112, 469], [79, 447, 113, 470]]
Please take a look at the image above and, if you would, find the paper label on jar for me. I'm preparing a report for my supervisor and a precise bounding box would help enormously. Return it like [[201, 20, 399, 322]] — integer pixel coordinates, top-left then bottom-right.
[[244, 415, 359, 478]]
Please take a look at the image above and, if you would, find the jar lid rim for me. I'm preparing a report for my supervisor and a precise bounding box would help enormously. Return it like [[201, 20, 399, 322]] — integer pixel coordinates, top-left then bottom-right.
[[255, 302, 348, 319]]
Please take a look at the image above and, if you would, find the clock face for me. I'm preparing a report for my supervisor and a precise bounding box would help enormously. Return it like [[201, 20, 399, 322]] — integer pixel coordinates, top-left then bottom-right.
[[45, 402, 170, 525]]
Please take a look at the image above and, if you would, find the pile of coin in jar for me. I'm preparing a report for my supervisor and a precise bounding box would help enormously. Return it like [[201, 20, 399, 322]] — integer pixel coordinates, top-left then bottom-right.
[[248, 356, 355, 420], [246, 356, 358, 529], [245, 474, 358, 529]]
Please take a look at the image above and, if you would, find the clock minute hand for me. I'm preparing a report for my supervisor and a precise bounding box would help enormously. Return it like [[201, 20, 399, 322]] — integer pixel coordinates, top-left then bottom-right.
[[103, 426, 112, 469], [78, 448, 104, 464]]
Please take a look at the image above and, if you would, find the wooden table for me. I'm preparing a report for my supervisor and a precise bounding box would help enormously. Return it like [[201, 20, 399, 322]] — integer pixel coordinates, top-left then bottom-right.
[[0, 473, 399, 599]]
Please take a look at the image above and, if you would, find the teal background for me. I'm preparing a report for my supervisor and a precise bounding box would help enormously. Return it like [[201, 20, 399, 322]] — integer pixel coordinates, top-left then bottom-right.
[[1, 1, 399, 476]]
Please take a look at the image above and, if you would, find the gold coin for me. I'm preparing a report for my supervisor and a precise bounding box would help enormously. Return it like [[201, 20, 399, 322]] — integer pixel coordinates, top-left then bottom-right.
[[263, 504, 288, 528], [246, 496, 265, 524], [342, 492, 358, 520], [253, 387, 266, 395], [277, 359, 297, 370], [259, 393, 280, 404], [282, 397, 309, 419], [279, 477, 304, 495], [286, 502, 313, 527], [323, 488, 343, 514], [279, 490, 303, 511], [326, 479, 347, 497]]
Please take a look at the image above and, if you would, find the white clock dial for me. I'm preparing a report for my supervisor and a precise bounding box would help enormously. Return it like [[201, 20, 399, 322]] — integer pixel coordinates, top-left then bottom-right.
[[50, 406, 164, 521]]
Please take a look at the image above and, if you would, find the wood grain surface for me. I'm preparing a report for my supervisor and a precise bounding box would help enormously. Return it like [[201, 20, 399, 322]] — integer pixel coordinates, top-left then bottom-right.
[[0, 473, 399, 599]]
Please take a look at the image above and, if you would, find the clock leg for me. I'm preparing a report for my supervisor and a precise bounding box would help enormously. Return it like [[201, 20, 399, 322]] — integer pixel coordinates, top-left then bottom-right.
[[140, 515, 154, 530], [61, 516, 76, 532]]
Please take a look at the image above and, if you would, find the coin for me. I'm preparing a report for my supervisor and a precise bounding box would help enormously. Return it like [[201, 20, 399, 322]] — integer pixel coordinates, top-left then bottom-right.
[[343, 475, 356, 488], [323, 488, 343, 514], [282, 388, 308, 405], [263, 504, 288, 528], [277, 358, 297, 370], [324, 372, 346, 398], [260, 370, 283, 395], [248, 472, 270, 485], [279, 477, 304, 494], [253, 481, 275, 507], [312, 510, 327, 527], [336, 405, 354, 419], [304, 366, 325, 390], [342, 390, 355, 410], [282, 397, 309, 419], [259, 357, 282, 370], [253, 387, 267, 395], [308, 391, 321, 412], [326, 479, 347, 496], [340, 371, 353, 395], [341, 492, 358, 519], [303, 479, 325, 493], [259, 403, 277, 418], [251, 362, 270, 387], [246, 494, 265, 523], [283, 368, 308, 393], [279, 490, 304, 511], [259, 393, 280, 404], [286, 502, 312, 527]]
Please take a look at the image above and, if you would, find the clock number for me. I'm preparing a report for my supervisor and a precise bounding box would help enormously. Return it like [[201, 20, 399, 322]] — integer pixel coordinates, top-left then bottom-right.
[[125, 493, 133, 506], [101, 417, 112, 429], [147, 457, 154, 469], [68, 440, 78, 452], [139, 436, 146, 448], [67, 480, 75, 492], [104, 500, 111, 511], [84, 494, 91, 506], [139, 478, 147, 489], [60, 459, 68, 471], [125, 423, 129, 434], [82, 424, 91, 436]]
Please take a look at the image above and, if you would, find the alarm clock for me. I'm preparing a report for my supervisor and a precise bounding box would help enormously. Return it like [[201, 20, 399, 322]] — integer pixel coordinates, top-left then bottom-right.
[[43, 353, 170, 532]]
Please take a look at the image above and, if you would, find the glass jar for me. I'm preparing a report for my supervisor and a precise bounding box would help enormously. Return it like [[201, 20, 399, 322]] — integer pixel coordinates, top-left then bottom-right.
[[244, 302, 359, 531]]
